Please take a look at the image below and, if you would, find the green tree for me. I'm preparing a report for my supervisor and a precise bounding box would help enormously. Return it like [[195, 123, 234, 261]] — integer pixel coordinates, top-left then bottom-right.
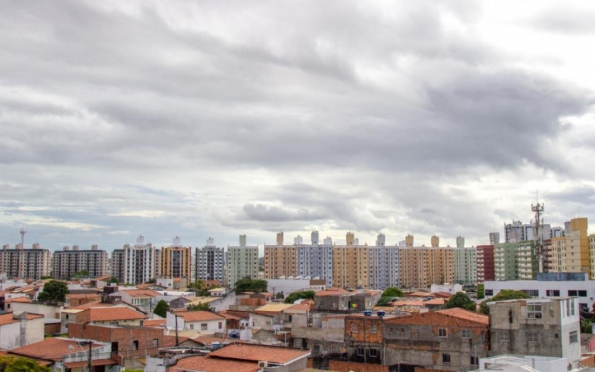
[[73, 269, 89, 277], [479, 290, 530, 314], [284, 290, 315, 304], [581, 318, 594, 334], [275, 292, 284, 300], [477, 284, 485, 299], [187, 303, 211, 311], [0, 356, 50, 372], [382, 287, 404, 298], [145, 278, 156, 284], [235, 277, 268, 293], [109, 277, 119, 284], [445, 292, 476, 312], [154, 300, 168, 318], [37, 280, 68, 304], [376, 297, 394, 307]]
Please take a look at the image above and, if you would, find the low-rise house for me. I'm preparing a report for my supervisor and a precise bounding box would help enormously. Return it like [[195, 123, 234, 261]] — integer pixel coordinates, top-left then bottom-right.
[[0, 311, 44, 350], [291, 313, 346, 354], [251, 303, 294, 331], [383, 308, 490, 371], [166, 310, 226, 333], [9, 337, 117, 372], [75, 306, 146, 326], [208, 287, 229, 297], [0, 291, 30, 311], [110, 289, 160, 312], [489, 297, 581, 368], [314, 288, 354, 311], [66, 293, 102, 307], [344, 312, 397, 365]]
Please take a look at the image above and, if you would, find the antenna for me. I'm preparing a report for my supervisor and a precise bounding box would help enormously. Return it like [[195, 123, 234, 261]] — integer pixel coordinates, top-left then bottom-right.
[[19, 226, 27, 248], [531, 197, 546, 274]]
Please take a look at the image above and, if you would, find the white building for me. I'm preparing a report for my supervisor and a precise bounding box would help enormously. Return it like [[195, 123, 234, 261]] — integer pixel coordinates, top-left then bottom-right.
[[166, 310, 226, 333], [0, 311, 44, 350], [51, 245, 108, 280], [369, 234, 400, 290], [267, 277, 326, 298], [453, 246, 477, 285], [114, 236, 157, 285], [195, 238, 225, 283], [296, 232, 334, 285], [226, 234, 259, 288]]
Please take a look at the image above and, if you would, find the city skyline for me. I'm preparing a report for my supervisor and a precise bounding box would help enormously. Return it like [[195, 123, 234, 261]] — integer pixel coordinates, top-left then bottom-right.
[[1, 1, 595, 251]]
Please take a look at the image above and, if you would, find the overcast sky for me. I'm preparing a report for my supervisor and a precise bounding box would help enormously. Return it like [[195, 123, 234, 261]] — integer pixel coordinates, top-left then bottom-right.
[[1, 0, 594, 252]]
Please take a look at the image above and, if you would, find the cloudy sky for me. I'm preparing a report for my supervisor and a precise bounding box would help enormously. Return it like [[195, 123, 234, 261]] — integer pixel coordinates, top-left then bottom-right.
[[1, 0, 594, 252]]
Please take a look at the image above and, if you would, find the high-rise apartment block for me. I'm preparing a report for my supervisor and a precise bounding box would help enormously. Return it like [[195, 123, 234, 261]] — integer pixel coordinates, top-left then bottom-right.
[[453, 246, 477, 285], [160, 237, 192, 279], [0, 243, 51, 280], [264, 233, 297, 279], [550, 218, 589, 276], [111, 236, 156, 285], [51, 244, 108, 280], [369, 234, 400, 290], [476, 245, 495, 283], [296, 232, 334, 284], [226, 234, 259, 287], [333, 233, 369, 289], [195, 238, 225, 282]]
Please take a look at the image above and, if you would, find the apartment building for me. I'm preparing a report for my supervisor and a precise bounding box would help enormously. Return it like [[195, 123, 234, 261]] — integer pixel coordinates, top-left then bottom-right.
[[159, 237, 191, 279], [550, 217, 590, 277], [0, 243, 51, 280], [226, 234, 259, 287], [333, 233, 369, 289], [494, 242, 517, 281], [110, 236, 156, 285], [369, 234, 400, 290], [476, 245, 495, 283], [195, 238, 225, 282], [264, 232, 297, 279], [296, 231, 334, 285], [516, 240, 538, 280], [453, 246, 477, 285], [51, 244, 108, 279]]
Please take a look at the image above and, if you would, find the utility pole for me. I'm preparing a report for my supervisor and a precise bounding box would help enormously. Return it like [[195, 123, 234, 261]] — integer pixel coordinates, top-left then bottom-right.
[[79, 341, 93, 372], [174, 312, 179, 346]]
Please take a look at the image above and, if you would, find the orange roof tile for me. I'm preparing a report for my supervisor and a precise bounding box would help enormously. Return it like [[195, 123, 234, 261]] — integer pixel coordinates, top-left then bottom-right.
[[393, 301, 426, 307], [0, 312, 43, 326], [177, 311, 225, 322], [9, 338, 103, 361], [435, 308, 489, 325], [121, 289, 160, 297], [315, 288, 352, 297], [169, 355, 258, 372], [286, 303, 311, 312], [5, 297, 32, 303], [67, 293, 101, 299], [89, 307, 146, 322], [209, 344, 310, 365], [409, 291, 433, 297], [143, 319, 166, 327], [425, 298, 446, 305], [70, 300, 112, 310]]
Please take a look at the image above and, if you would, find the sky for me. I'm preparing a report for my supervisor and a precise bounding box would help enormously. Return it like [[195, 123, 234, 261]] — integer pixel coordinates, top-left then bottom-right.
[[1, 0, 595, 252]]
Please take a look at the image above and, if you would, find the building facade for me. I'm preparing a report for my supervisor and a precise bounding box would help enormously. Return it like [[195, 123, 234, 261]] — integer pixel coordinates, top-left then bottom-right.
[[51, 245, 108, 280], [0, 243, 51, 280], [369, 234, 400, 290], [264, 232, 297, 279], [453, 247, 477, 285], [159, 237, 191, 279], [476, 245, 495, 283], [195, 238, 225, 282], [550, 217, 590, 277], [226, 234, 259, 287], [113, 236, 157, 285]]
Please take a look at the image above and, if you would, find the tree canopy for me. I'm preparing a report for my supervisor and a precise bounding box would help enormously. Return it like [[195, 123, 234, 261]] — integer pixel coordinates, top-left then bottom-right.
[[153, 300, 168, 318], [0, 355, 50, 372], [479, 290, 530, 314], [477, 284, 485, 300], [235, 277, 267, 293], [445, 292, 476, 312], [382, 287, 404, 298], [376, 297, 394, 307], [37, 280, 68, 304], [187, 303, 210, 311], [73, 269, 89, 277], [284, 290, 315, 304]]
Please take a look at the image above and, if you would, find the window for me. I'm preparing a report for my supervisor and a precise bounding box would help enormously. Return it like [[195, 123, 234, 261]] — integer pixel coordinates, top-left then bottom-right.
[[546, 290, 560, 296], [485, 289, 493, 296], [111, 342, 119, 352], [439, 328, 447, 338], [569, 290, 578, 297], [461, 329, 471, 339], [152, 339, 158, 347], [356, 347, 365, 356], [313, 344, 320, 354], [527, 333, 537, 342], [500, 332, 509, 342], [578, 290, 587, 297], [189, 324, 194, 330], [570, 331, 578, 344], [442, 354, 451, 363], [132, 340, 139, 350], [470, 356, 478, 365], [527, 303, 542, 319], [351, 324, 358, 333], [218, 322, 223, 329], [369, 349, 378, 358], [370, 324, 378, 334], [525, 290, 539, 297], [201, 323, 207, 330]]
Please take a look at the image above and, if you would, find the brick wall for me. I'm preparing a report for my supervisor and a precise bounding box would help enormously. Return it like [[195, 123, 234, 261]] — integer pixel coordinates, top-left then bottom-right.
[[328, 360, 388, 372], [345, 316, 384, 343]]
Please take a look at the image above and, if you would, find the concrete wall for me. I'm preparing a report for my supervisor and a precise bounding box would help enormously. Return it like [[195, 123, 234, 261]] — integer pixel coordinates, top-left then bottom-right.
[[11, 302, 61, 319], [0, 316, 44, 350]]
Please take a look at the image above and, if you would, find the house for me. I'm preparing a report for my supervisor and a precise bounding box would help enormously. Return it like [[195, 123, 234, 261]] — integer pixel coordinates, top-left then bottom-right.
[[166, 310, 226, 333], [314, 288, 354, 311], [110, 289, 160, 311], [488, 297, 581, 368], [342, 312, 398, 365], [74, 306, 146, 326], [209, 343, 310, 371], [208, 287, 229, 297], [0, 311, 44, 350], [251, 303, 294, 331], [8, 337, 117, 372], [291, 313, 346, 354], [66, 293, 102, 307], [383, 308, 490, 371]]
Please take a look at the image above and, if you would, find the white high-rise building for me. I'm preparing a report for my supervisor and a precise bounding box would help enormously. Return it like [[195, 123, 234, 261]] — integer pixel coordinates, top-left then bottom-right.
[[453, 246, 477, 285], [296, 231, 333, 284], [226, 234, 259, 287], [196, 238, 225, 282], [112, 235, 156, 285], [369, 234, 400, 290]]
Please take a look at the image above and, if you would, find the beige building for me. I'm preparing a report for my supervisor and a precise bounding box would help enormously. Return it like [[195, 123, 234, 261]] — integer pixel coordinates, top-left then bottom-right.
[[0, 243, 51, 280], [264, 232, 297, 279], [332, 240, 370, 289], [399, 238, 455, 290], [51, 245, 108, 280], [550, 218, 589, 277], [160, 237, 192, 279]]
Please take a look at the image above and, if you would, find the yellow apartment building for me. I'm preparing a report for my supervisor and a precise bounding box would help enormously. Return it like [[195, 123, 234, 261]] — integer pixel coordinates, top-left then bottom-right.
[[550, 217, 590, 277]]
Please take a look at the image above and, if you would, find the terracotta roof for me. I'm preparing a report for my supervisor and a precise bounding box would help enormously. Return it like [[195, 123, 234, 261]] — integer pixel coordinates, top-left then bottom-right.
[[409, 291, 433, 297], [94, 275, 113, 281], [177, 311, 225, 322], [0, 312, 43, 326], [88, 307, 146, 322], [5, 297, 32, 303], [67, 293, 101, 299], [433, 291, 454, 298], [209, 344, 310, 365], [9, 338, 103, 361], [315, 288, 352, 297], [220, 313, 241, 321], [121, 289, 160, 297], [70, 300, 112, 310], [143, 319, 166, 327], [220, 310, 250, 319], [64, 359, 117, 368], [286, 303, 311, 312], [393, 301, 426, 307], [254, 303, 293, 314], [169, 355, 258, 372], [435, 308, 489, 325], [425, 298, 446, 305]]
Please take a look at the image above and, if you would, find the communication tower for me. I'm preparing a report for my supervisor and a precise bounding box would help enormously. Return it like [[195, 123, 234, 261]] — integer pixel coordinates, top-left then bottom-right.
[[531, 201, 546, 273]]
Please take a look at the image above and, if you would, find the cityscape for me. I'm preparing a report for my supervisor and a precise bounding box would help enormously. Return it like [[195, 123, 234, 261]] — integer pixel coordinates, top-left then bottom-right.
[[2, 1, 595, 372]]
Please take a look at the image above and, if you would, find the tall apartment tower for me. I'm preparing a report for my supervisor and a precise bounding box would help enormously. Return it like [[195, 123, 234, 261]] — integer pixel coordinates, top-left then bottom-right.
[[456, 236, 465, 248], [112, 236, 157, 285], [264, 232, 297, 279], [0, 243, 51, 280], [476, 244, 495, 282], [430, 235, 439, 247], [405, 234, 414, 247], [551, 217, 589, 276], [489, 232, 500, 245], [296, 231, 333, 284], [453, 246, 477, 285], [51, 244, 108, 280], [227, 234, 259, 287], [195, 238, 225, 282], [160, 237, 192, 279], [369, 234, 400, 290]]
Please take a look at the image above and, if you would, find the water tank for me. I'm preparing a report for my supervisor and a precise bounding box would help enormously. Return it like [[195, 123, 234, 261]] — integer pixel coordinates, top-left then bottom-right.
[[377, 311, 386, 317], [363, 310, 372, 316]]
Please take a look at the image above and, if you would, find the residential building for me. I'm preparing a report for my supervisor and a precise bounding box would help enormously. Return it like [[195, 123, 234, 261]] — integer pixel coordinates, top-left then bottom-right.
[[109, 289, 160, 312], [494, 242, 518, 281], [0, 243, 51, 280], [195, 238, 225, 282], [343, 313, 396, 366], [489, 297, 581, 368], [267, 277, 326, 297], [383, 308, 490, 371], [159, 237, 191, 280], [489, 232, 500, 245], [550, 217, 590, 277], [453, 246, 477, 285], [73, 306, 146, 326], [226, 234, 259, 288], [296, 232, 334, 285], [113, 236, 156, 285], [333, 233, 369, 289], [369, 234, 400, 290], [516, 240, 538, 280], [476, 245, 495, 283], [166, 310, 226, 333], [399, 243, 454, 290], [264, 232, 297, 279], [51, 245, 108, 280], [0, 311, 44, 350]]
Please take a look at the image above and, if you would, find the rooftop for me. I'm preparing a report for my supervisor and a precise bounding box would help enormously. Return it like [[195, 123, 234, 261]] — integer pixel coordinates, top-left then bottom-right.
[[177, 311, 225, 322], [88, 307, 146, 322], [209, 344, 310, 365], [9, 338, 103, 361], [435, 308, 489, 325], [169, 355, 258, 372], [315, 288, 352, 297], [0, 312, 43, 326], [254, 303, 294, 314]]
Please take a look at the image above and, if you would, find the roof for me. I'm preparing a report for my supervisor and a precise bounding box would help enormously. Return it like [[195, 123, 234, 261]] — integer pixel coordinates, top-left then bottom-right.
[[169, 355, 258, 372], [393, 301, 426, 307], [425, 298, 447, 305], [64, 359, 117, 368], [143, 319, 166, 327], [0, 312, 43, 326], [88, 307, 146, 322], [70, 300, 112, 310], [409, 291, 433, 297], [185, 296, 220, 305], [120, 289, 160, 298], [315, 288, 352, 297], [286, 303, 311, 312], [5, 297, 32, 303], [177, 311, 225, 322], [9, 338, 103, 361], [435, 308, 489, 325], [209, 344, 310, 365], [66, 293, 101, 300], [254, 303, 294, 314]]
